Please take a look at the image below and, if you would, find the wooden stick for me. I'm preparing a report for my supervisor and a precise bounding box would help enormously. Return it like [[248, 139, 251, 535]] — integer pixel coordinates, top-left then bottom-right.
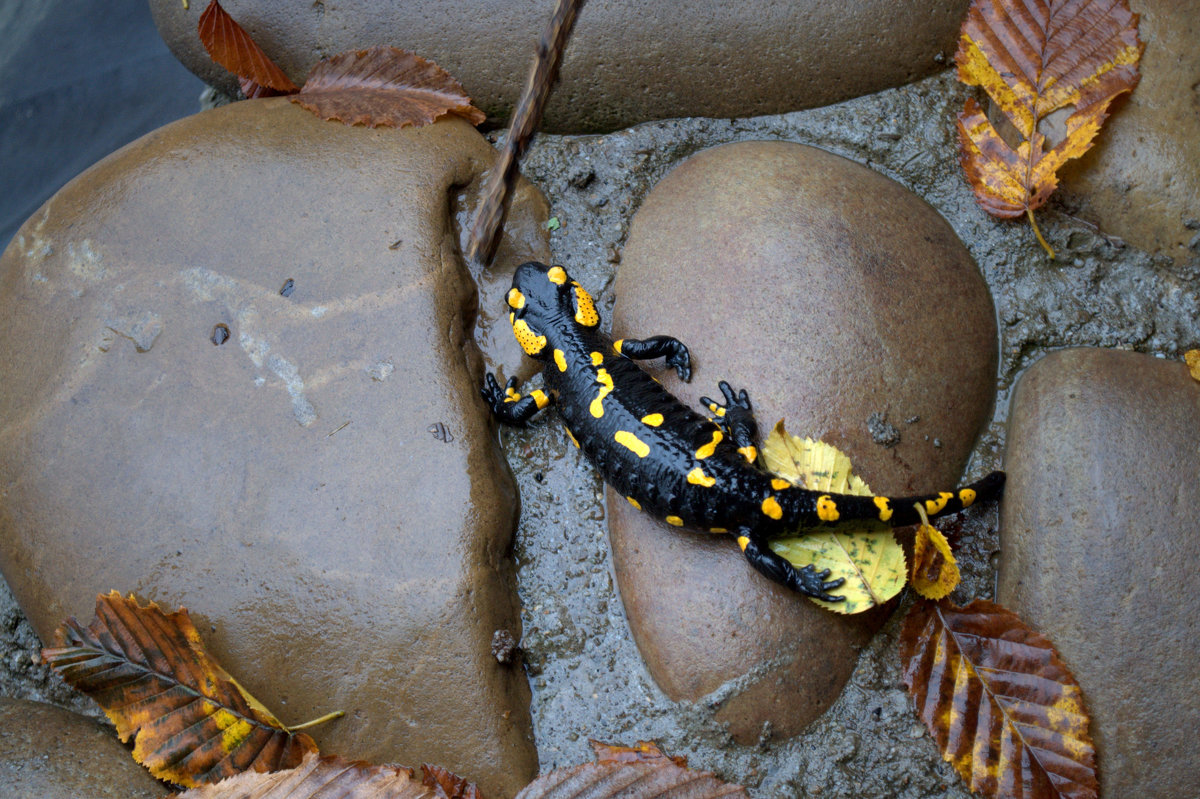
[[466, 0, 586, 266]]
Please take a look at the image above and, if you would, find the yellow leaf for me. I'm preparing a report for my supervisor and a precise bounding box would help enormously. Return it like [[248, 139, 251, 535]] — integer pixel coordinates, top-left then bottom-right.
[[763, 422, 907, 614], [910, 506, 961, 600], [1185, 350, 1200, 382]]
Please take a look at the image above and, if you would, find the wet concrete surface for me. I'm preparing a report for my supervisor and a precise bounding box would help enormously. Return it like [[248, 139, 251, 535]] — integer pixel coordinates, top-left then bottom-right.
[[2, 26, 1198, 799]]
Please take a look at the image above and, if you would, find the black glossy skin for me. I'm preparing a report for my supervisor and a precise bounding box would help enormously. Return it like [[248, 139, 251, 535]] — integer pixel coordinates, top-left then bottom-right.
[[483, 262, 1005, 600]]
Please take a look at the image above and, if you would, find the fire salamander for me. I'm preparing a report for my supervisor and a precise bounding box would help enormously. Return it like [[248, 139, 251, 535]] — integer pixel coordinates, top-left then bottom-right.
[[482, 262, 1005, 601]]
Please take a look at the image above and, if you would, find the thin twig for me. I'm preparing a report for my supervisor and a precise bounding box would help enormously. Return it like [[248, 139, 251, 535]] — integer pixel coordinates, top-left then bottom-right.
[[466, 0, 587, 266]]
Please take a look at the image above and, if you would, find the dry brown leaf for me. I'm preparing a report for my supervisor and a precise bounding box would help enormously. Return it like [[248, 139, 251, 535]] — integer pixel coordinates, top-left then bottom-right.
[[198, 0, 298, 96], [518, 742, 746, 799], [955, 0, 1142, 256], [176, 752, 434, 798], [590, 739, 688, 767], [900, 599, 1097, 799], [910, 507, 961, 600], [42, 592, 320, 787], [291, 46, 485, 128], [1185, 350, 1200, 382], [421, 763, 484, 799]]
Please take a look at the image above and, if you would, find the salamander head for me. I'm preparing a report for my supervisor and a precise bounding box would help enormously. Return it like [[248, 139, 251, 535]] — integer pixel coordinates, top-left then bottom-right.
[[505, 262, 601, 358]]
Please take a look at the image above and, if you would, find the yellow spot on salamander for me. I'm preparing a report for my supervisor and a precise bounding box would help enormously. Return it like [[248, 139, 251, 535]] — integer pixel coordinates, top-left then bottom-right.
[[738, 445, 757, 464], [554, 348, 567, 372], [613, 339, 625, 354], [761, 496, 783, 520], [771, 478, 791, 491], [959, 488, 977, 507], [666, 515, 684, 527], [564, 427, 580, 448], [590, 368, 614, 418], [590, 351, 604, 366], [506, 288, 526, 309], [736, 535, 750, 551], [627, 496, 641, 510], [574, 286, 599, 327], [504, 386, 520, 403], [641, 413, 664, 426], [615, 430, 650, 458], [695, 429, 723, 460], [817, 495, 840, 522], [711, 527, 728, 534], [874, 496, 893, 521], [513, 319, 546, 356], [687, 467, 716, 487], [530, 390, 550, 410], [925, 492, 954, 515], [547, 266, 567, 285]]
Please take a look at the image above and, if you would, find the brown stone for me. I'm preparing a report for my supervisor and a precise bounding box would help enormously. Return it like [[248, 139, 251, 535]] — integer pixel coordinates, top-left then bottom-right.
[[1056, 0, 1200, 262], [610, 141, 998, 742], [149, 0, 970, 133], [0, 698, 165, 798], [0, 98, 548, 796], [998, 348, 1200, 798]]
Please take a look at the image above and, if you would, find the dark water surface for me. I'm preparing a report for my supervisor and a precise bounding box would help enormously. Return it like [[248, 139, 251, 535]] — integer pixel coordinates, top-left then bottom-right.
[[0, 0, 203, 249]]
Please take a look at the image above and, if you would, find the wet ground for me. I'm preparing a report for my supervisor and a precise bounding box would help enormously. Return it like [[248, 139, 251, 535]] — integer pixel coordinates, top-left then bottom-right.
[[2, 13, 1198, 796]]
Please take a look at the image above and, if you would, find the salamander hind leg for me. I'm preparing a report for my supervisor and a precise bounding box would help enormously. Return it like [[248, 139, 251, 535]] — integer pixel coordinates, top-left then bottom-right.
[[613, 335, 692, 382], [737, 530, 845, 601], [700, 380, 759, 463], [481, 373, 553, 426]]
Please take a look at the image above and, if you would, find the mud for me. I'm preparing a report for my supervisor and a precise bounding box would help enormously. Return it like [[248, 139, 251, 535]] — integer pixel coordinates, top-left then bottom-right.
[[3, 69, 1197, 798]]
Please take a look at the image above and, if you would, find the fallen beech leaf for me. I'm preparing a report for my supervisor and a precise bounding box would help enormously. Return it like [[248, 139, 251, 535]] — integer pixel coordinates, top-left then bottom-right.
[[955, 0, 1142, 257], [910, 506, 961, 600], [198, 0, 298, 95], [900, 599, 1098, 799], [518, 742, 746, 799], [291, 46, 485, 128], [422, 763, 484, 799], [763, 421, 907, 614], [176, 752, 433, 798], [590, 739, 688, 767], [42, 592, 319, 787], [1185, 350, 1200, 382]]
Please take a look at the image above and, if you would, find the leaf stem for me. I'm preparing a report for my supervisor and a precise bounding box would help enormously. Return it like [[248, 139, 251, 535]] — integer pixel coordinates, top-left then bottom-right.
[[1026, 208, 1056, 259], [289, 710, 345, 731]]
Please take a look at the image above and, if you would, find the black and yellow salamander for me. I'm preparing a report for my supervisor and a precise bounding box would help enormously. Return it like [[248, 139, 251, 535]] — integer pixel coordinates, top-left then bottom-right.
[[482, 261, 1005, 601]]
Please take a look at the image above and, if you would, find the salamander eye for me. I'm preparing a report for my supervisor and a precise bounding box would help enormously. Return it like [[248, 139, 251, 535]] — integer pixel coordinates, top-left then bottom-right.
[[572, 285, 599, 327]]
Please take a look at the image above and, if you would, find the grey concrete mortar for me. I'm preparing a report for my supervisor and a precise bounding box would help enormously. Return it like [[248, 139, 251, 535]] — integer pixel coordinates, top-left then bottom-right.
[[3, 69, 1196, 797]]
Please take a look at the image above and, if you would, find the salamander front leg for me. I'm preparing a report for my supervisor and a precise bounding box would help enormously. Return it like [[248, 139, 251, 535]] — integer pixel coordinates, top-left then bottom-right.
[[482, 373, 553, 426], [613, 335, 692, 382], [737, 530, 845, 601], [700, 381, 759, 464]]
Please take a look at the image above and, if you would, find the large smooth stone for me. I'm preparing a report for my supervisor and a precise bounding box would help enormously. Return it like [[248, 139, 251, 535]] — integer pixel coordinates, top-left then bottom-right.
[[610, 141, 998, 741], [1056, 1, 1200, 263], [149, 0, 969, 133], [0, 698, 165, 798], [0, 98, 548, 796], [998, 348, 1200, 798]]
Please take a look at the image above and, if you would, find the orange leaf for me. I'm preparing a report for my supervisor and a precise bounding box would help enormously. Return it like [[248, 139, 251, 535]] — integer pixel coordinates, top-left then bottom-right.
[[176, 752, 434, 798], [42, 592, 319, 787], [900, 599, 1098, 799], [590, 739, 688, 768], [910, 510, 961, 600], [955, 0, 1142, 247], [290, 46, 486, 128], [198, 0, 299, 95]]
